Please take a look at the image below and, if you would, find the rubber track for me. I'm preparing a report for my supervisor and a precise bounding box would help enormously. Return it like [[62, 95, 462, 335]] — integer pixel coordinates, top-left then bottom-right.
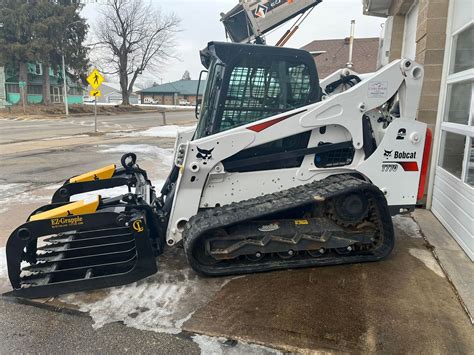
[[183, 174, 394, 276]]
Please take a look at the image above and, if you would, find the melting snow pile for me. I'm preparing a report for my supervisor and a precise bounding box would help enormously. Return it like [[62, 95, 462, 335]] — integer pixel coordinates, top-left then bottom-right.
[[60, 249, 232, 335], [192, 335, 281, 355], [0, 183, 51, 213], [99, 144, 173, 167], [392, 214, 421, 238], [111, 125, 192, 138], [0, 183, 31, 199]]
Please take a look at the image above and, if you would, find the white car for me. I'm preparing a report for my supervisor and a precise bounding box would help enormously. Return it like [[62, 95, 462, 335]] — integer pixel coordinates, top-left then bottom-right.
[[82, 95, 95, 103], [144, 97, 159, 104]]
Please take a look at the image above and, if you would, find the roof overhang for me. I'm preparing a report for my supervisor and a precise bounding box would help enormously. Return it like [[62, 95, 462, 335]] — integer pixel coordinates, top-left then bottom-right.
[[362, 0, 392, 18]]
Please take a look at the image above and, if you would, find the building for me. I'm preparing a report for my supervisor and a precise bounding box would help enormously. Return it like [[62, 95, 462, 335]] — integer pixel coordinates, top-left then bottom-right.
[[138, 80, 206, 106], [2, 64, 83, 105], [86, 82, 140, 105], [364, 0, 473, 260], [301, 37, 380, 78]]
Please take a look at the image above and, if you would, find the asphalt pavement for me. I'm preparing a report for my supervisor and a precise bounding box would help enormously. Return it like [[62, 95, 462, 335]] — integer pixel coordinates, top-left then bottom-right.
[[0, 298, 200, 354], [0, 110, 195, 144]]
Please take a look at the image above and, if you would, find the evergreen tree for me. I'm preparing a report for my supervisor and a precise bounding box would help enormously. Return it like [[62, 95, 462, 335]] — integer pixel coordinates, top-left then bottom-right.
[[182, 70, 191, 80], [0, 1, 35, 105], [0, 0, 88, 105]]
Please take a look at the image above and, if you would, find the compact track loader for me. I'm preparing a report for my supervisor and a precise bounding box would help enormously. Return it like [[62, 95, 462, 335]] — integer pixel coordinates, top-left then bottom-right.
[[5, 41, 431, 298]]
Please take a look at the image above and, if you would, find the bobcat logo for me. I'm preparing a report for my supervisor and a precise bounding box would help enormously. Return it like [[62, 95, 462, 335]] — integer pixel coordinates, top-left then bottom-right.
[[196, 147, 214, 165], [384, 150, 393, 158]]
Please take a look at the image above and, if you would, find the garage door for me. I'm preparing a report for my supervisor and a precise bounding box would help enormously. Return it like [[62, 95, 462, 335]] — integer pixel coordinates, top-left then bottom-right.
[[431, 1, 473, 260]]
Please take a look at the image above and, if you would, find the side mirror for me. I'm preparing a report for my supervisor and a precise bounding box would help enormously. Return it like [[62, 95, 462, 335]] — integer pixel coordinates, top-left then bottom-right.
[[195, 99, 202, 119]]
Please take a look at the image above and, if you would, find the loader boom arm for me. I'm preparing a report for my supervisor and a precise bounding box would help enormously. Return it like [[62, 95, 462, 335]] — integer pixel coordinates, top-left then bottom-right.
[[221, 0, 322, 43]]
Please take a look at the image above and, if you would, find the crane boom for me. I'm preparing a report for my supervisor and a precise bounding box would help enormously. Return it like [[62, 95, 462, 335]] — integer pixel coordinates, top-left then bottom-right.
[[221, 0, 322, 44]]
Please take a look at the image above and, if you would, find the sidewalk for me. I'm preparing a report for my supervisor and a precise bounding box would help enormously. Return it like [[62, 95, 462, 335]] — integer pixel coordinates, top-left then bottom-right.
[[414, 209, 474, 324]]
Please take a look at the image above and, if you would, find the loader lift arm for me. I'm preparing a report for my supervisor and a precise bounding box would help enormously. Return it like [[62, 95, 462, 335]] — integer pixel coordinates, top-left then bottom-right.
[[221, 0, 322, 44]]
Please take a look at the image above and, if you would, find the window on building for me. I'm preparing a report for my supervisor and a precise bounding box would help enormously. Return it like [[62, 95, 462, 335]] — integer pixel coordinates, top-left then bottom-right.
[[27, 85, 43, 95], [34, 63, 42, 76], [68, 87, 83, 96], [451, 24, 474, 74], [438, 21, 474, 187], [6, 83, 19, 93]]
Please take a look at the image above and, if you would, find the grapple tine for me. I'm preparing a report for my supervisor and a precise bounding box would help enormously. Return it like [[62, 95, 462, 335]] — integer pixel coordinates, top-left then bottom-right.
[[5, 209, 157, 299]]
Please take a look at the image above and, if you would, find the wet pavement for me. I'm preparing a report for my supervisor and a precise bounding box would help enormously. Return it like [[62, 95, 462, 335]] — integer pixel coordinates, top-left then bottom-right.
[[184, 224, 474, 353], [0, 297, 200, 354], [1, 115, 473, 353]]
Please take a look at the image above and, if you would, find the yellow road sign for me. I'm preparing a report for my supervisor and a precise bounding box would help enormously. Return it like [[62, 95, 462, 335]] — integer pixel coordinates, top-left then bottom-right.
[[90, 90, 102, 97], [87, 69, 104, 89]]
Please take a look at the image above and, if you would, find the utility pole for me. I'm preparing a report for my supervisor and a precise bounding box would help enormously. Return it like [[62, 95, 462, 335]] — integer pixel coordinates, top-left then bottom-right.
[[62, 54, 69, 116]]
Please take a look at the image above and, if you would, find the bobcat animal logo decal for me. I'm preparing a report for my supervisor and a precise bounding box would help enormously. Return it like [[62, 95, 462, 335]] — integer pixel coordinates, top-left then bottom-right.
[[196, 147, 214, 165], [384, 150, 393, 158]]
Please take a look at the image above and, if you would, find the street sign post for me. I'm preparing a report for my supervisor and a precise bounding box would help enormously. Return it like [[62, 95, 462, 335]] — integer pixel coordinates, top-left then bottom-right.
[[87, 69, 105, 133]]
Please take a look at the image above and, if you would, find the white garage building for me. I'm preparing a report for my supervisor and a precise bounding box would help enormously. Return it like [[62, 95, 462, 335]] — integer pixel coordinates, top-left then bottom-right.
[[364, 0, 473, 260]]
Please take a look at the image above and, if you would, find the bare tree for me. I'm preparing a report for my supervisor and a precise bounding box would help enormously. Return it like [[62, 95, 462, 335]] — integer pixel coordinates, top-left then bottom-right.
[[95, 0, 179, 105]]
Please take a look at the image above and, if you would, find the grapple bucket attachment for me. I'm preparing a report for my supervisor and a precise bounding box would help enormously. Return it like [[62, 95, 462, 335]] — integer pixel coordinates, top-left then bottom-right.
[[5, 153, 161, 299], [5, 197, 158, 299]]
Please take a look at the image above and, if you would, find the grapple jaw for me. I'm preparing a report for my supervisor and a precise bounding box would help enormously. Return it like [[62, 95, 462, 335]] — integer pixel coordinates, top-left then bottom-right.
[[5, 198, 158, 299], [4, 154, 161, 299]]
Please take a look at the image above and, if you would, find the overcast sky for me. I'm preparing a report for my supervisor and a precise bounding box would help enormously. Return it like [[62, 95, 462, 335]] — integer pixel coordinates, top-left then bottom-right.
[[81, 0, 385, 85]]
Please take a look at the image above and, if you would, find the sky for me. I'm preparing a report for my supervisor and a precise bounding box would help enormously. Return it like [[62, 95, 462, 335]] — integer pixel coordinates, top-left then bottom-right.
[[81, 0, 385, 86]]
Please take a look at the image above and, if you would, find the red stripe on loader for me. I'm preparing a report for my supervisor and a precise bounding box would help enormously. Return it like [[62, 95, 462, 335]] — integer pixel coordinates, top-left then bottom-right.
[[417, 128, 433, 201], [247, 109, 306, 132]]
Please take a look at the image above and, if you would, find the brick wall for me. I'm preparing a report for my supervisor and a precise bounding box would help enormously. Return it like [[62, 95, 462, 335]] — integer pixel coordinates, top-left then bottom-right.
[[387, 0, 449, 127], [415, 0, 449, 127]]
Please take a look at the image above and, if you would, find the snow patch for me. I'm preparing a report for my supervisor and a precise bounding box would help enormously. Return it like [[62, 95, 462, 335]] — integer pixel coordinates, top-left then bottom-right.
[[192, 335, 282, 355], [99, 144, 173, 167], [0, 183, 30, 199], [409, 248, 445, 278], [109, 125, 194, 138], [63, 280, 191, 334], [392, 215, 421, 238], [60, 249, 234, 335], [0, 189, 50, 207]]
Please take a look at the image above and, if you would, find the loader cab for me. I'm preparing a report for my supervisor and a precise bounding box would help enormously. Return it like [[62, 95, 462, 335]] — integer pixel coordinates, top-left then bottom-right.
[[195, 42, 321, 139]]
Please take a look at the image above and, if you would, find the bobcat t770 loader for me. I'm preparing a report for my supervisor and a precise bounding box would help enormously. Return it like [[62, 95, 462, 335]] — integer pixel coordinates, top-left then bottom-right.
[[5, 0, 432, 298]]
